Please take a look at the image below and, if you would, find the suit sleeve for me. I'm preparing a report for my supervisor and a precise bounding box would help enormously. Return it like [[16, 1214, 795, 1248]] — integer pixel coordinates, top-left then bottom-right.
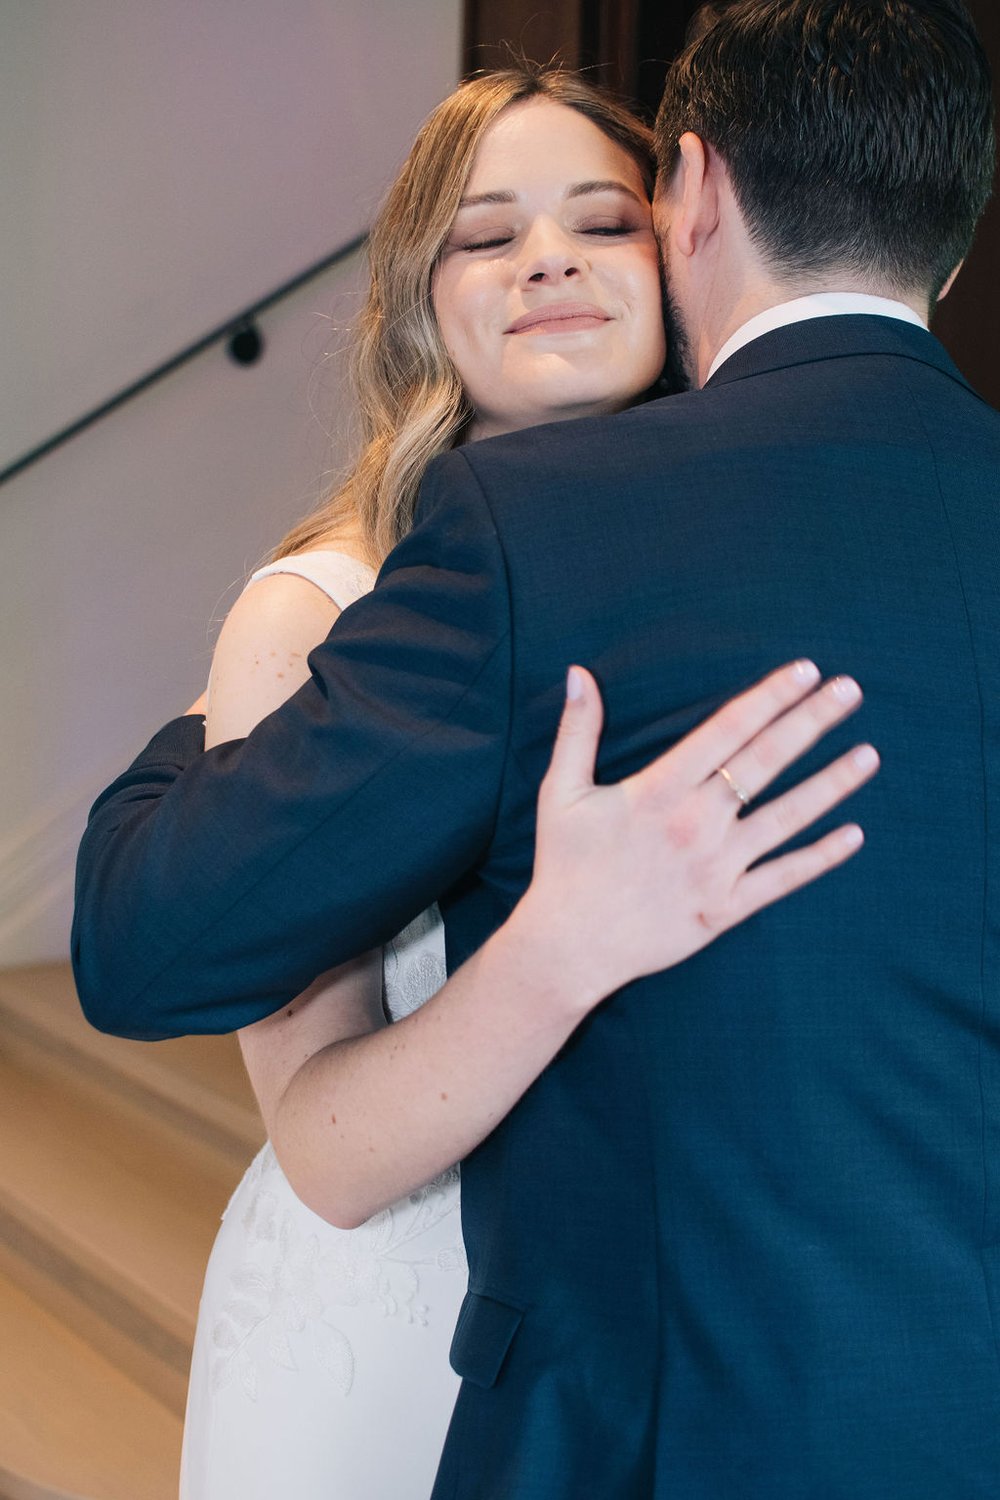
[[71, 450, 512, 1039]]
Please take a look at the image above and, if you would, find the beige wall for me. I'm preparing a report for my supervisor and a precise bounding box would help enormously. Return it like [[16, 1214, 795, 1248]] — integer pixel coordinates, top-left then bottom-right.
[[1, 0, 461, 964]]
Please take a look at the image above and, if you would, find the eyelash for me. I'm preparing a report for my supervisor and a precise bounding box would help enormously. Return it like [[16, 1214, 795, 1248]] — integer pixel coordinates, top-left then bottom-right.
[[458, 224, 638, 253]]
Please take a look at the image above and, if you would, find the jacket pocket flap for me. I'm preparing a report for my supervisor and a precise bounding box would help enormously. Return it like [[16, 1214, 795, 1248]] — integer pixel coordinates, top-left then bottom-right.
[[449, 1290, 524, 1389]]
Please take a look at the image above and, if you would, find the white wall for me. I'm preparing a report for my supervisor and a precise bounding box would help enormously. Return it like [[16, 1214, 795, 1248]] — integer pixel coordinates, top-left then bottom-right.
[[0, 0, 462, 965]]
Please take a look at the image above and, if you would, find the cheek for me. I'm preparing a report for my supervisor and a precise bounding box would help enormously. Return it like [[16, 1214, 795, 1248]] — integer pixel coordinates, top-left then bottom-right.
[[431, 267, 465, 361], [432, 268, 508, 412], [621, 253, 667, 367], [434, 266, 496, 357]]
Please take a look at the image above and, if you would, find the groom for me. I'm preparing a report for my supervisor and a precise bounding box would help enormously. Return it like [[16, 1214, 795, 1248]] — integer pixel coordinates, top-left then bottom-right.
[[74, 2, 999, 1494]]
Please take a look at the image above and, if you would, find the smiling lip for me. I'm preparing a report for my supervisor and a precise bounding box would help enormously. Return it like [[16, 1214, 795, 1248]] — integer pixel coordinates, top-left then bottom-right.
[[505, 302, 612, 334]]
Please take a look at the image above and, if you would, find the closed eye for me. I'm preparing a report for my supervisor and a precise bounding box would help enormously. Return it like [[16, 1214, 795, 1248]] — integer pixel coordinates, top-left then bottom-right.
[[459, 235, 515, 252], [578, 221, 641, 237]]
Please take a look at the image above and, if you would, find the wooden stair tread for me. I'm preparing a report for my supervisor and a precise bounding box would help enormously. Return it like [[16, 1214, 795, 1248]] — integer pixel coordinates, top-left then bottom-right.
[[0, 964, 263, 1162], [0, 1268, 182, 1500], [0, 1042, 238, 1340]]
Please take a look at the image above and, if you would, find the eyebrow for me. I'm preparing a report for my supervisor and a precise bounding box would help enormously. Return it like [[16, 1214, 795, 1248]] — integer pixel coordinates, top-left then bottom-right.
[[457, 179, 645, 210], [567, 179, 645, 205], [457, 190, 517, 208]]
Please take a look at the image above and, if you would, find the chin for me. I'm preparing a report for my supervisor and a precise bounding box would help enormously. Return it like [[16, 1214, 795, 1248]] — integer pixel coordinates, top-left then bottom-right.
[[476, 366, 662, 438], [532, 377, 650, 425]]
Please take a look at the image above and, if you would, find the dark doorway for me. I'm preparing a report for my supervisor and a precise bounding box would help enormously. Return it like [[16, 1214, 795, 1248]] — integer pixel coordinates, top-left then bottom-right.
[[463, 0, 698, 115]]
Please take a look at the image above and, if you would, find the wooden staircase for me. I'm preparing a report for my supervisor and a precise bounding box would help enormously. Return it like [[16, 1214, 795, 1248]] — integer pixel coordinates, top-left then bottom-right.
[[0, 963, 265, 1499]]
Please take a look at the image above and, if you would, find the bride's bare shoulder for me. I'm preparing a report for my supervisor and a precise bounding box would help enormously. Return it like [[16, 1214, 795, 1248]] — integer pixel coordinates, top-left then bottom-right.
[[205, 569, 344, 747]]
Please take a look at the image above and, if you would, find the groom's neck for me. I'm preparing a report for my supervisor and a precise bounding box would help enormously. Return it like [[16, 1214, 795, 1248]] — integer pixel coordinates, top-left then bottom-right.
[[692, 271, 931, 389]]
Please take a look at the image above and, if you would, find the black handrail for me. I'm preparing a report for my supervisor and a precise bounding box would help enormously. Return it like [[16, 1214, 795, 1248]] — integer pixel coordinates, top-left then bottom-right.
[[0, 229, 370, 489]]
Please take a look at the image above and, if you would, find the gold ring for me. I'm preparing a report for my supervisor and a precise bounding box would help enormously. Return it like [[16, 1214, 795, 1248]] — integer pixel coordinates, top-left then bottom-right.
[[717, 765, 751, 807]]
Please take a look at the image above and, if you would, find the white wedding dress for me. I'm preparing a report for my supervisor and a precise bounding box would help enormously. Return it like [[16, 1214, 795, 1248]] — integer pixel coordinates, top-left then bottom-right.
[[179, 551, 465, 1500]]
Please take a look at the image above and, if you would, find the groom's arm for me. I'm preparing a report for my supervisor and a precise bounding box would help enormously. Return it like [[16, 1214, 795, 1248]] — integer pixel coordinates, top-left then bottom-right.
[[72, 451, 511, 1040]]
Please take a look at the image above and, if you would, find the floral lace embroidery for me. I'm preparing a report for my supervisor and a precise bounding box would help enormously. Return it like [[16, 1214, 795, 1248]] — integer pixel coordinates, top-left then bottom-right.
[[211, 1146, 464, 1401], [211, 902, 463, 1403]]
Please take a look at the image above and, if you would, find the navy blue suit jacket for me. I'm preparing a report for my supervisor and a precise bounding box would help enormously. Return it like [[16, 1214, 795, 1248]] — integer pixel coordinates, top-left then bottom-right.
[[74, 318, 1000, 1497]]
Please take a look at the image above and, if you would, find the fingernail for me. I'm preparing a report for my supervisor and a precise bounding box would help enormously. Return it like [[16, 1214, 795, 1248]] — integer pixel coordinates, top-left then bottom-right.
[[852, 744, 879, 772], [840, 825, 865, 849], [792, 660, 820, 683], [566, 666, 585, 702], [831, 676, 862, 703]]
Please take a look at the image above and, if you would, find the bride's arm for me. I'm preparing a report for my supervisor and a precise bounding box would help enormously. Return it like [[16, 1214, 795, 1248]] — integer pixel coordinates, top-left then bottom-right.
[[211, 575, 877, 1228]]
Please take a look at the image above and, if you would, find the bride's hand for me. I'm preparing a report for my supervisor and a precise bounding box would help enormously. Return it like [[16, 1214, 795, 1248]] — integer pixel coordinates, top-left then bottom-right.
[[520, 660, 878, 1010]]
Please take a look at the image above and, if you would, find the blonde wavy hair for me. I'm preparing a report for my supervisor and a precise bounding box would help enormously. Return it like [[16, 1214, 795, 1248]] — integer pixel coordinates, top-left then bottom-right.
[[274, 64, 656, 567]]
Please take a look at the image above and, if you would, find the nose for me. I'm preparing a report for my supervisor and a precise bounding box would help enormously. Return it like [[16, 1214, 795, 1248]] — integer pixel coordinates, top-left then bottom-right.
[[519, 218, 584, 286]]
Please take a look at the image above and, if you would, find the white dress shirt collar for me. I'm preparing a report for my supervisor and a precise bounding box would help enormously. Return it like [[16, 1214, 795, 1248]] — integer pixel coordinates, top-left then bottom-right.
[[705, 293, 927, 383]]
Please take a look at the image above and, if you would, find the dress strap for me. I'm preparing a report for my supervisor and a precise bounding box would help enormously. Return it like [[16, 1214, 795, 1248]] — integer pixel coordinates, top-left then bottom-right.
[[247, 549, 377, 612]]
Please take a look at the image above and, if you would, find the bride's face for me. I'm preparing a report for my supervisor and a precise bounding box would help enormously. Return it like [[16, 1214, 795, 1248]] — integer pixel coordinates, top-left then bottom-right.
[[432, 99, 666, 441]]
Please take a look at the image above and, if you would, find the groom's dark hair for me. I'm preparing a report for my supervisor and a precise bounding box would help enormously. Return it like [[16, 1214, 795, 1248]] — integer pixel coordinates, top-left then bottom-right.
[[655, 0, 995, 298]]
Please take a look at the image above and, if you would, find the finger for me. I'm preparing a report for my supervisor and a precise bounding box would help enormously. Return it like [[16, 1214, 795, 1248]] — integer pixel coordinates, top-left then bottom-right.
[[732, 822, 866, 921], [712, 675, 864, 811], [650, 660, 822, 793], [738, 743, 880, 864], [538, 666, 605, 806]]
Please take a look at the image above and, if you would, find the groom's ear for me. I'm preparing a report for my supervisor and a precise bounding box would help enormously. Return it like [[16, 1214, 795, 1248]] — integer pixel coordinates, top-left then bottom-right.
[[672, 132, 719, 259], [937, 261, 965, 302]]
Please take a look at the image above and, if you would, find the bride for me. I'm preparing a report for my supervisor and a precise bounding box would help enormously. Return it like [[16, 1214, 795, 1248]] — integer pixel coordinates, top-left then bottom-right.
[[177, 65, 875, 1498]]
